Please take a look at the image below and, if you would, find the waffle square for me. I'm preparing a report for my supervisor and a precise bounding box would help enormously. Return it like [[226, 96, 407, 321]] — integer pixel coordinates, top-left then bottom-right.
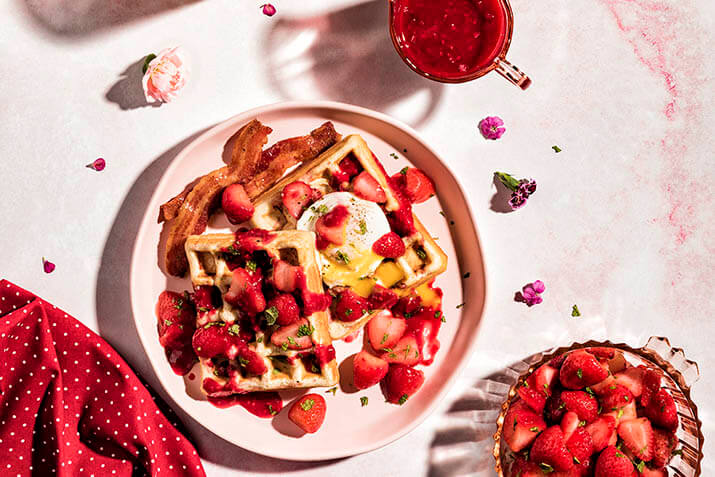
[[249, 134, 448, 339], [185, 232, 339, 394]]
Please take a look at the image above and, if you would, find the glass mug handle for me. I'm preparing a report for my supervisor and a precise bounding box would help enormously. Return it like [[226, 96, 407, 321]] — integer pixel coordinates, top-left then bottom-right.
[[494, 57, 532, 90]]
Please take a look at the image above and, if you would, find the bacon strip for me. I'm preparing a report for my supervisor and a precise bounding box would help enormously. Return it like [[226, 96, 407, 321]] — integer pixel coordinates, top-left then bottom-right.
[[162, 121, 340, 276]]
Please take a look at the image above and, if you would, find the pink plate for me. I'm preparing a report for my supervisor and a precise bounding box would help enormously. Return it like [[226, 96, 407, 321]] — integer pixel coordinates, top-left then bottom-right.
[[130, 101, 486, 460]]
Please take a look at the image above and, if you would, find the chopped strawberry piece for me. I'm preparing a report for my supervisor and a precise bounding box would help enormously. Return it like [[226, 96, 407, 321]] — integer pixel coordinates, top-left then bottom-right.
[[368, 285, 399, 310], [652, 427, 677, 468], [353, 350, 389, 390], [560, 411, 581, 442], [382, 364, 424, 405], [561, 390, 599, 423], [333, 156, 362, 183], [393, 293, 422, 317], [595, 445, 635, 477], [585, 415, 617, 452], [530, 426, 573, 471], [288, 393, 326, 434], [503, 401, 547, 453], [603, 400, 637, 427], [518, 385, 547, 414], [367, 310, 407, 351], [509, 457, 543, 477], [380, 334, 420, 366], [301, 290, 331, 315], [270, 318, 313, 350], [271, 259, 300, 292], [224, 267, 266, 315], [156, 291, 195, 349], [618, 417, 654, 461], [221, 183, 254, 224], [281, 181, 315, 219], [640, 367, 663, 407], [600, 384, 634, 412], [237, 347, 266, 375], [559, 350, 609, 389], [403, 168, 435, 204], [612, 366, 646, 397], [266, 293, 301, 326], [587, 347, 616, 361], [591, 373, 617, 395], [528, 364, 559, 397], [352, 171, 387, 203], [332, 289, 369, 322], [644, 388, 679, 431], [315, 205, 349, 247], [191, 323, 244, 360], [372, 231, 406, 258], [566, 427, 594, 466], [640, 467, 668, 477], [192, 285, 217, 311]]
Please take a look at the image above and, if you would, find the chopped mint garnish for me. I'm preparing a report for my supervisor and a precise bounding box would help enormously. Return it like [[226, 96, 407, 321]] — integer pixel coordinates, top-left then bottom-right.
[[552, 145, 562, 153], [164, 320, 172, 326], [529, 426, 540, 432], [358, 220, 367, 235], [571, 304, 581, 317], [335, 250, 350, 264], [381, 333, 389, 345], [287, 336, 296, 345], [463, 272, 470, 279], [398, 394, 409, 405], [390, 152, 399, 160], [539, 463, 554, 473], [264, 306, 279, 326], [197, 306, 209, 312], [360, 396, 368, 407], [296, 324, 314, 337], [300, 399, 315, 411], [238, 357, 249, 366], [174, 299, 183, 310], [456, 303, 464, 309], [400, 167, 408, 175], [415, 248, 427, 260], [326, 387, 338, 395], [203, 321, 225, 329], [267, 404, 277, 415], [227, 324, 241, 336], [246, 260, 257, 272], [577, 368, 583, 379]]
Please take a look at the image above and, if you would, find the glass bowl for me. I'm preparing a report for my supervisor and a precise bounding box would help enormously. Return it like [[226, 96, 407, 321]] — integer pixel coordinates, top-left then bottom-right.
[[492, 337, 703, 476]]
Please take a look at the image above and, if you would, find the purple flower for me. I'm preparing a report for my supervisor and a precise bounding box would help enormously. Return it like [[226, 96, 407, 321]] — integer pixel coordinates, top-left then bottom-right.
[[42, 257, 55, 274], [261, 3, 276, 16], [478, 116, 505, 140], [517, 179, 536, 196], [508, 192, 526, 210], [515, 280, 545, 307], [495, 172, 537, 210], [86, 158, 106, 171]]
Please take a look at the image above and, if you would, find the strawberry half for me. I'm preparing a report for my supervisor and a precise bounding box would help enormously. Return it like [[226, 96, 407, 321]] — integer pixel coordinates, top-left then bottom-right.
[[224, 267, 266, 315], [288, 393, 326, 434], [652, 427, 677, 468], [380, 334, 420, 366], [612, 366, 646, 397], [509, 457, 543, 477], [617, 417, 654, 461], [222, 183, 254, 224], [372, 232, 406, 258], [315, 205, 349, 247], [530, 425, 574, 471], [566, 427, 594, 466], [640, 367, 663, 407], [270, 318, 313, 350], [559, 350, 609, 389], [367, 309, 407, 351], [352, 171, 387, 203], [404, 168, 435, 204], [585, 415, 617, 452], [353, 350, 389, 390], [333, 156, 362, 183], [561, 390, 599, 423], [333, 289, 369, 322], [236, 346, 267, 375], [595, 446, 634, 477], [281, 181, 315, 219], [381, 364, 424, 404], [518, 385, 547, 414], [191, 323, 243, 360], [502, 401, 547, 453], [600, 384, 634, 412], [528, 364, 559, 397], [368, 285, 399, 310], [266, 293, 301, 326], [271, 259, 300, 293], [156, 291, 195, 349], [560, 411, 581, 442], [644, 388, 679, 431]]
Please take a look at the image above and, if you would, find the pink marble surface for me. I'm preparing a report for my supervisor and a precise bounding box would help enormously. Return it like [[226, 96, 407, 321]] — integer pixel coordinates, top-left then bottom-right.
[[0, 0, 712, 475]]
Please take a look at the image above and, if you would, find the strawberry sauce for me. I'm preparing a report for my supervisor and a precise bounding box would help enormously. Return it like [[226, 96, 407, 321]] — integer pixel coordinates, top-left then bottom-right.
[[207, 392, 283, 418]]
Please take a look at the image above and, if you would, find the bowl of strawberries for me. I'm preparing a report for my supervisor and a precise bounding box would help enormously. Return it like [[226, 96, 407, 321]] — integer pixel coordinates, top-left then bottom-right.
[[493, 337, 703, 477]]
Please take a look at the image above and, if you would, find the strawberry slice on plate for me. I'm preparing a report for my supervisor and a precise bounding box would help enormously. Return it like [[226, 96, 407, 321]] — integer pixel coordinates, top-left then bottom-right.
[[353, 350, 389, 390], [600, 384, 634, 412], [281, 181, 315, 219], [560, 411, 581, 442], [380, 334, 420, 366], [236, 346, 267, 375], [528, 363, 559, 397], [368, 285, 399, 310], [617, 417, 654, 461], [651, 427, 677, 468], [289, 393, 327, 434], [565, 427, 594, 466], [315, 205, 349, 246], [352, 171, 387, 203], [222, 183, 254, 224], [381, 364, 424, 404], [502, 401, 546, 453], [156, 291, 195, 349], [367, 309, 407, 351], [518, 385, 547, 414], [224, 267, 266, 315]]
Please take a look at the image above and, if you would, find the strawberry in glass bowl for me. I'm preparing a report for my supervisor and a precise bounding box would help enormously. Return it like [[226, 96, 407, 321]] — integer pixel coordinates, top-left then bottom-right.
[[493, 337, 703, 477]]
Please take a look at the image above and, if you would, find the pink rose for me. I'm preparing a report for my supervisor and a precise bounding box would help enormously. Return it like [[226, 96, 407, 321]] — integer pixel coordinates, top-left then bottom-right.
[[142, 47, 189, 104]]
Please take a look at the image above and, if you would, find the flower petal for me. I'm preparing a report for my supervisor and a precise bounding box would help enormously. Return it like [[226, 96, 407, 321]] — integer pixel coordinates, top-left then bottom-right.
[[42, 257, 55, 274], [86, 158, 106, 171]]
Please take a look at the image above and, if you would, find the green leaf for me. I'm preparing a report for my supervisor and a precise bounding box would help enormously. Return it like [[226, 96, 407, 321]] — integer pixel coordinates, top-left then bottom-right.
[[552, 145, 562, 153], [571, 304, 581, 317], [360, 396, 368, 407], [636, 460, 645, 472], [400, 167, 408, 175], [494, 171, 521, 192], [325, 386, 337, 395], [142, 53, 157, 74]]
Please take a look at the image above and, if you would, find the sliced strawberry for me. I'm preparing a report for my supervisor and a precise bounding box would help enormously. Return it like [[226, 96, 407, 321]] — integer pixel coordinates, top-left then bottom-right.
[[612, 366, 646, 397], [644, 388, 679, 431], [381, 334, 420, 366], [509, 457, 543, 477], [372, 232, 406, 258], [600, 384, 634, 412], [281, 181, 314, 219], [288, 393, 326, 433], [618, 417, 654, 461], [352, 171, 387, 203], [266, 293, 301, 326], [353, 350, 389, 390], [367, 310, 407, 351], [393, 294, 422, 318], [192, 285, 218, 311], [315, 205, 349, 247], [222, 183, 254, 224], [530, 425, 574, 471], [368, 285, 399, 310], [236, 346, 266, 375], [518, 385, 547, 414], [332, 289, 369, 322], [381, 364, 424, 404], [603, 401, 637, 426], [156, 291, 195, 349], [566, 427, 594, 465], [591, 373, 617, 395], [224, 267, 266, 315], [585, 415, 617, 452], [560, 411, 581, 442], [271, 259, 300, 292], [191, 323, 243, 360], [270, 318, 313, 350], [640, 367, 663, 407], [652, 427, 677, 468], [594, 446, 634, 477], [587, 347, 616, 361], [403, 168, 435, 204], [502, 401, 547, 453], [529, 364, 559, 397], [561, 391, 599, 423], [560, 350, 609, 389], [333, 156, 362, 183]]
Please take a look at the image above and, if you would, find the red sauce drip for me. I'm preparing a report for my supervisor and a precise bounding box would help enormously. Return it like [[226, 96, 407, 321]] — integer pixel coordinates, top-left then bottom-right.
[[406, 307, 442, 366], [165, 345, 196, 376], [314, 345, 336, 365], [207, 392, 283, 418], [391, 0, 508, 79]]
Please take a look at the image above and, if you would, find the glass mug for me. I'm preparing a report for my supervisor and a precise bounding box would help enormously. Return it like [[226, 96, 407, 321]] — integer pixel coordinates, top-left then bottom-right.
[[389, 0, 531, 89]]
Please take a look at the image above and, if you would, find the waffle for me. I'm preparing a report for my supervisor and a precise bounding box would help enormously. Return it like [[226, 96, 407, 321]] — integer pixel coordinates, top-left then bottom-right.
[[249, 134, 448, 339], [185, 232, 339, 394]]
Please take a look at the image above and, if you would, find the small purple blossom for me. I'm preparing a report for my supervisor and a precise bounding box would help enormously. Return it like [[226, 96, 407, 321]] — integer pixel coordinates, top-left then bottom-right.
[[42, 257, 55, 274], [515, 280, 545, 307], [261, 3, 276, 16], [478, 116, 505, 140], [86, 158, 106, 171], [495, 172, 537, 210]]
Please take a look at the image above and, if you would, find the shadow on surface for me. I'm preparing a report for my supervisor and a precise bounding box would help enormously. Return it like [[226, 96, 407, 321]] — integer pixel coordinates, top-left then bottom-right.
[[489, 173, 515, 214], [263, 0, 443, 127], [105, 58, 160, 110], [95, 129, 339, 472], [22, 0, 199, 37]]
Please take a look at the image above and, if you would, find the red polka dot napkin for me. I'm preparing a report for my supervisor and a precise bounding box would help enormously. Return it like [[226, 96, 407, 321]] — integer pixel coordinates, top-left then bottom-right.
[[0, 279, 206, 476]]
